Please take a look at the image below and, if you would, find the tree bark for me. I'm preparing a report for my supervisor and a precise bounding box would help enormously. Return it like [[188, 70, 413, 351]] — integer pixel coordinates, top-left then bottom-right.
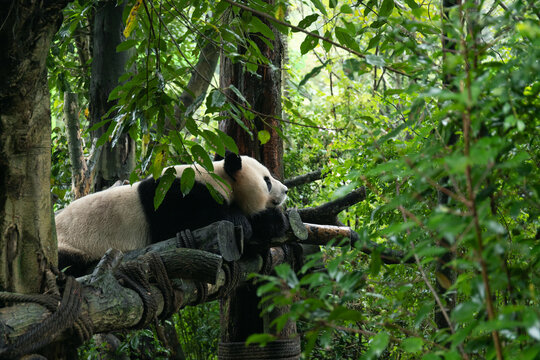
[[218, 8, 284, 179], [0, 0, 69, 293], [175, 39, 220, 122], [218, 3, 297, 357], [89, 0, 135, 191], [64, 92, 93, 198]]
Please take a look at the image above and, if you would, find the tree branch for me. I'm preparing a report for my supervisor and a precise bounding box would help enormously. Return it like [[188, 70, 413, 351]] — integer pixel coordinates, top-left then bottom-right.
[[297, 187, 366, 225], [284, 169, 324, 188]]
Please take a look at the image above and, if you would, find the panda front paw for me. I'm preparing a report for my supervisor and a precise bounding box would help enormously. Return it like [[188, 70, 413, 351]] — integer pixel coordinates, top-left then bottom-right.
[[250, 207, 289, 243]]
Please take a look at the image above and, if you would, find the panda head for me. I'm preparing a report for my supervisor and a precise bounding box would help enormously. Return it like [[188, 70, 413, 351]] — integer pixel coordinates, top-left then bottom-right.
[[223, 152, 288, 215]]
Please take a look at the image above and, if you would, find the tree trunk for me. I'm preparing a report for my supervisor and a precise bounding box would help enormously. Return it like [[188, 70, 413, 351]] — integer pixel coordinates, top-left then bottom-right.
[[434, 0, 459, 330], [218, 9, 284, 179], [218, 4, 298, 358], [89, 0, 135, 191], [64, 92, 93, 198], [0, 0, 68, 293]]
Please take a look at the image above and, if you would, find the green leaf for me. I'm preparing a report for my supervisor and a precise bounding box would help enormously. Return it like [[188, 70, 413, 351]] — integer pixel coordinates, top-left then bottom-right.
[[116, 39, 138, 52], [202, 130, 225, 158], [206, 89, 226, 111], [365, 54, 386, 67], [180, 167, 195, 196], [246, 333, 276, 346], [299, 60, 330, 87], [363, 332, 390, 360], [216, 129, 238, 154], [309, 0, 328, 16], [154, 168, 176, 210], [328, 306, 363, 321], [274, 263, 298, 288], [402, 337, 423, 353], [340, 4, 353, 13], [191, 144, 213, 171], [404, 0, 420, 9], [249, 16, 274, 40], [379, 0, 394, 17], [451, 301, 481, 322], [95, 121, 115, 147], [366, 34, 381, 51], [227, 84, 248, 105], [422, 354, 441, 360], [414, 302, 434, 327], [258, 130, 271, 145], [322, 30, 333, 52], [335, 27, 359, 52], [296, 14, 319, 31], [369, 248, 382, 276], [300, 32, 319, 55]]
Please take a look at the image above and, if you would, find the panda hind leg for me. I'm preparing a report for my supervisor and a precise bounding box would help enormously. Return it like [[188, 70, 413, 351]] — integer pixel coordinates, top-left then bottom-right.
[[58, 248, 96, 277]]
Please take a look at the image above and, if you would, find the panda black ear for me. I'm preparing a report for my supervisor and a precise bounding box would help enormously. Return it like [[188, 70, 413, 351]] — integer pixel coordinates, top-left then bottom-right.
[[224, 151, 242, 180]]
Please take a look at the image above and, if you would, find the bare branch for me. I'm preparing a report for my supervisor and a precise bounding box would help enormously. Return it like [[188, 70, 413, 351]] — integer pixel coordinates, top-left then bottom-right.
[[284, 169, 325, 188], [297, 187, 366, 225]]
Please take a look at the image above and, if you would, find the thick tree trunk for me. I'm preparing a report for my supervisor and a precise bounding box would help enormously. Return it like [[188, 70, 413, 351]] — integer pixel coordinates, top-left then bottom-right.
[[218, 4, 297, 358], [89, 0, 135, 191], [0, 0, 68, 293], [219, 10, 284, 179]]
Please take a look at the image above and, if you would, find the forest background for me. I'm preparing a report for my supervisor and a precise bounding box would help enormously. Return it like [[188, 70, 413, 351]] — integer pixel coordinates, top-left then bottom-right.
[[1, 0, 539, 358]]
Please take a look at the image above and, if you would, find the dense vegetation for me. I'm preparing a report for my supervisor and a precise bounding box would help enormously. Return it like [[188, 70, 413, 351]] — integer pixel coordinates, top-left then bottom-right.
[[47, 0, 539, 358]]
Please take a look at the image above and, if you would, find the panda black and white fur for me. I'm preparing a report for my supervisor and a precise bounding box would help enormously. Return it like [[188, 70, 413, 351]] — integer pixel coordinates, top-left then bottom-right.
[[56, 152, 288, 276]]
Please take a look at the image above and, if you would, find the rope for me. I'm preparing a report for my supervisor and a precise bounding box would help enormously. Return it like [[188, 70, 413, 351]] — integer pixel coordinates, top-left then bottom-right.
[[0, 276, 87, 359], [176, 229, 195, 248], [146, 253, 177, 320], [115, 262, 158, 328], [193, 282, 208, 305], [218, 262, 241, 298], [218, 338, 301, 359]]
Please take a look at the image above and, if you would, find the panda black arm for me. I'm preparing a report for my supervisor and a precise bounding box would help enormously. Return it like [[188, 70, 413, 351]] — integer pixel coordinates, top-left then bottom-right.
[[250, 207, 289, 242]]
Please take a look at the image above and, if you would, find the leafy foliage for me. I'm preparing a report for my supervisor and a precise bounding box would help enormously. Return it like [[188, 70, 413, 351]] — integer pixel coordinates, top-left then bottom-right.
[[48, 0, 539, 358]]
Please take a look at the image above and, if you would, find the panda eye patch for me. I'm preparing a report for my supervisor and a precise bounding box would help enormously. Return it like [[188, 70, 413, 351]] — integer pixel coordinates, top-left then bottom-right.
[[264, 176, 272, 191]]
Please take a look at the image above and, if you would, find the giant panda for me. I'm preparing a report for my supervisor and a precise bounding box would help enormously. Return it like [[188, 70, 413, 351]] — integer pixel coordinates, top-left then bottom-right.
[[56, 152, 288, 276]]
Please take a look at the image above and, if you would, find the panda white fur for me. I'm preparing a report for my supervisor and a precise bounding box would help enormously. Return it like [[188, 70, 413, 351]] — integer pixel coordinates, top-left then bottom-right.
[[56, 152, 288, 276]]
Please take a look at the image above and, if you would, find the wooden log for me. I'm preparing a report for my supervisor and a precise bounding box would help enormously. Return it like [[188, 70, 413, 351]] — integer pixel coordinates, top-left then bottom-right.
[[122, 220, 243, 262], [0, 249, 271, 353]]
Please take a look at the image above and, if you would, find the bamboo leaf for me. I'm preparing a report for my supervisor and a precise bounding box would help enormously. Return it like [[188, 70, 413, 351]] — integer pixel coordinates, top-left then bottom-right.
[[154, 168, 176, 210]]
